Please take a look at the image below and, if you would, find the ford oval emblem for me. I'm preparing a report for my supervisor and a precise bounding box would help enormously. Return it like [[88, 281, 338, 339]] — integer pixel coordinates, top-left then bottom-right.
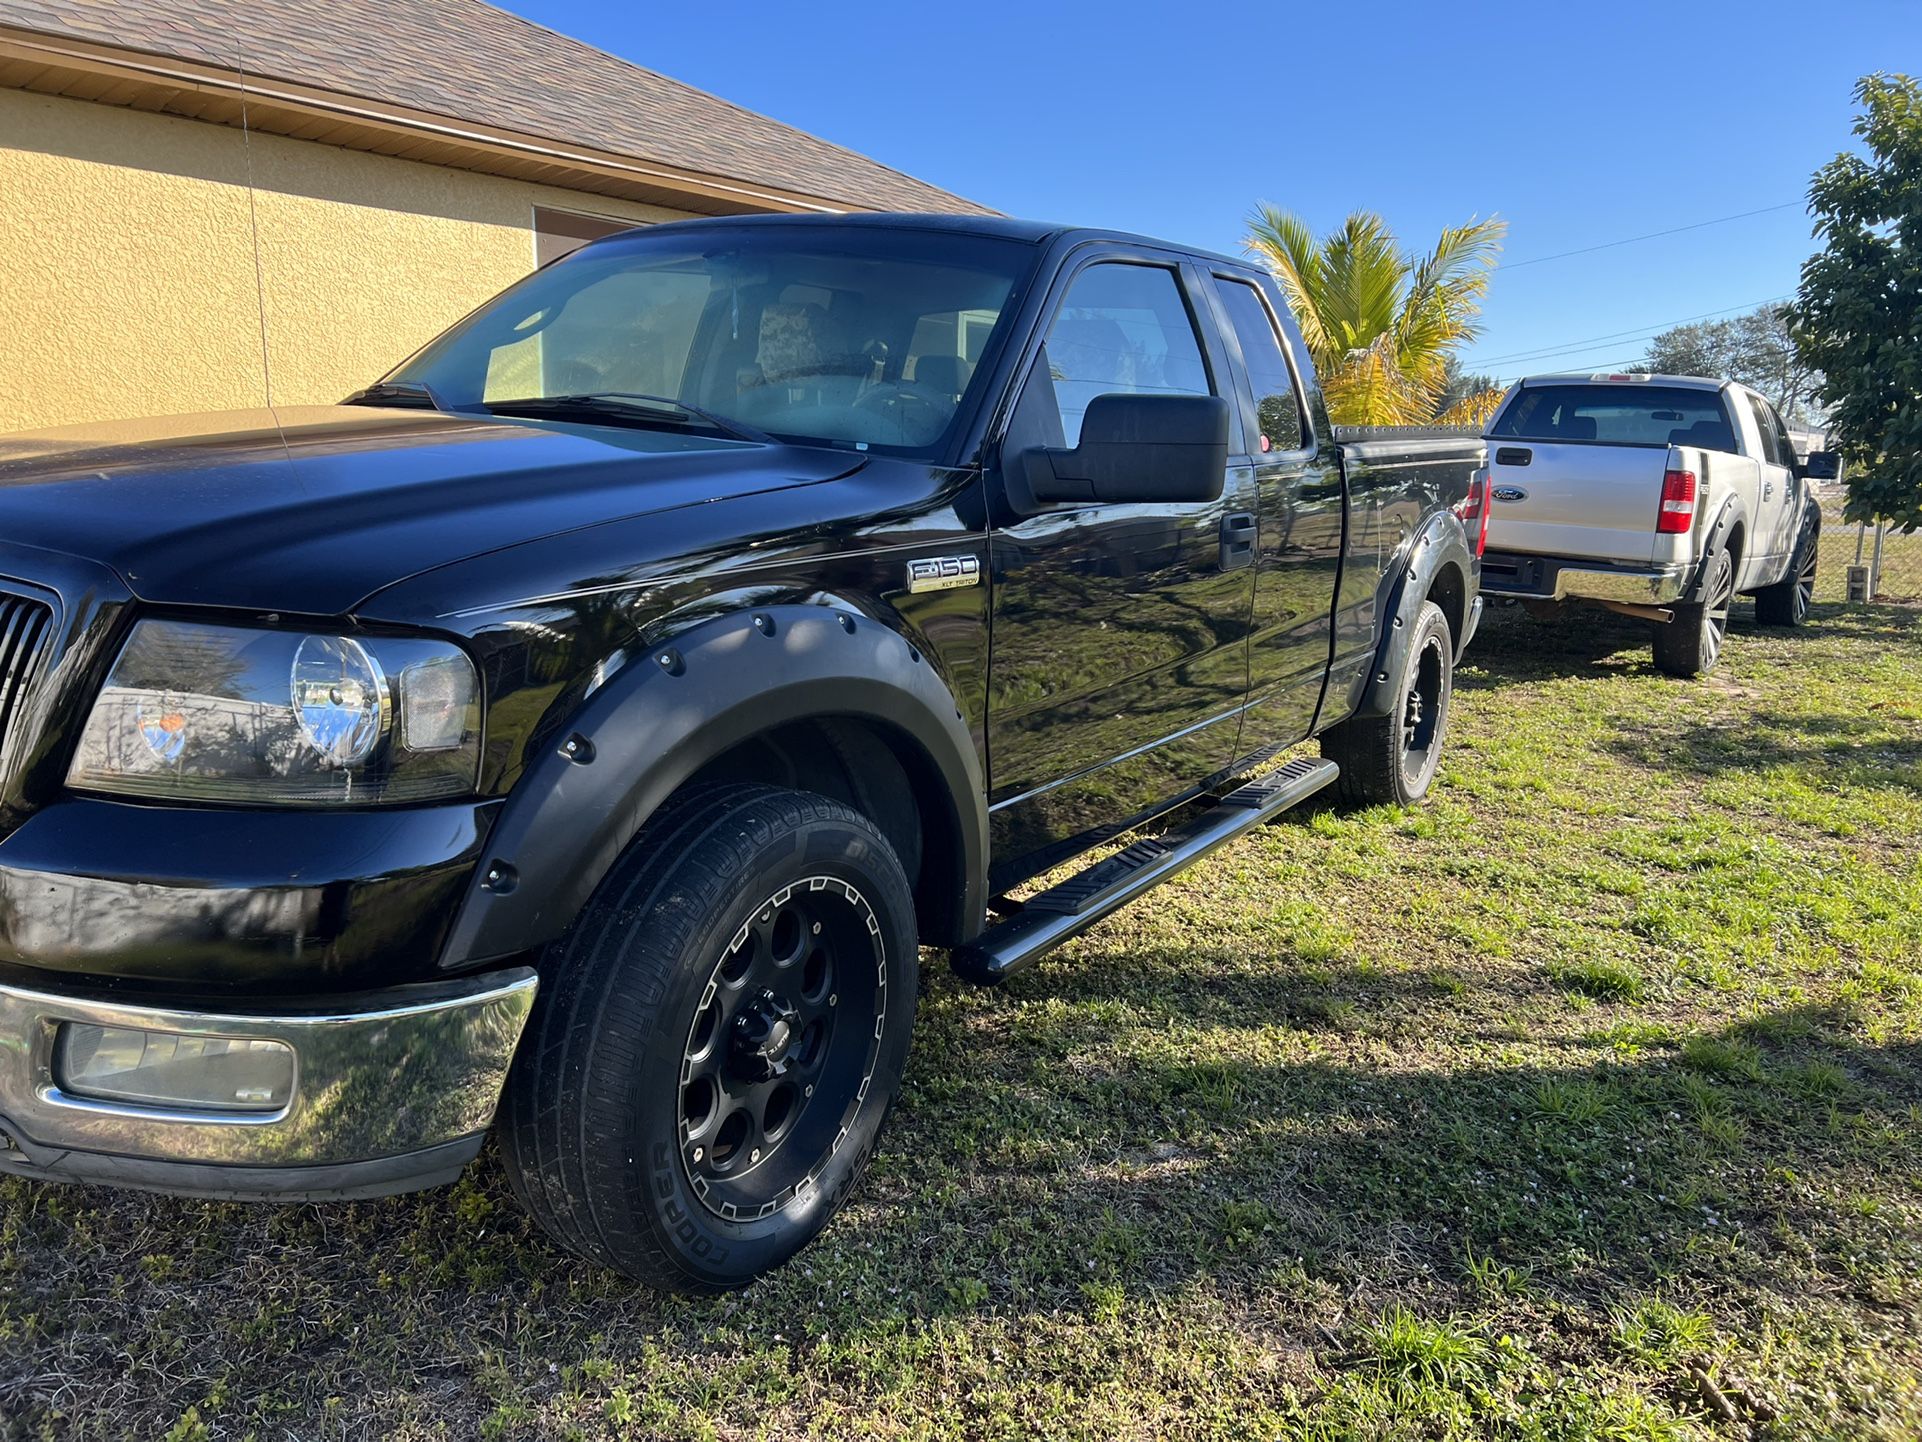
[[1493, 485, 1529, 503]]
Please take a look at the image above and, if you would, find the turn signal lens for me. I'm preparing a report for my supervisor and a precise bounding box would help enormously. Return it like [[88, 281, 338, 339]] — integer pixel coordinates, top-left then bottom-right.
[[1657, 469, 1697, 534], [55, 1023, 294, 1113]]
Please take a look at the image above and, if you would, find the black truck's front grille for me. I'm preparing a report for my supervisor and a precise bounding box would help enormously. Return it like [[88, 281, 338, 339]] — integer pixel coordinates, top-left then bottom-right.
[[0, 592, 55, 759]]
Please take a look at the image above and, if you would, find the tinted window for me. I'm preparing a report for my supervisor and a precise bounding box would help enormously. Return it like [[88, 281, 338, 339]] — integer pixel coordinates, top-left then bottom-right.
[[1744, 393, 1781, 464], [1213, 277, 1304, 452], [390, 228, 1030, 457], [1491, 384, 1736, 453], [1038, 263, 1212, 447]]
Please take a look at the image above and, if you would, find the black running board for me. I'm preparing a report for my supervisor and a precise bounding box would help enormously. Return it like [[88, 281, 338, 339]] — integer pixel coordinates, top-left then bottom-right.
[[950, 756, 1340, 984]]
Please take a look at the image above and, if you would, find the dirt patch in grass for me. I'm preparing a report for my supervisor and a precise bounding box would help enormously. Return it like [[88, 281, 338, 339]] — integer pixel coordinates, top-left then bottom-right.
[[2, 602, 1919, 1440]]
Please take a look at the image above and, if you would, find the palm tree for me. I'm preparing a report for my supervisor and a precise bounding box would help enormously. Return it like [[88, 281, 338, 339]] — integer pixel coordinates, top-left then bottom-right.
[[1245, 207, 1506, 427]]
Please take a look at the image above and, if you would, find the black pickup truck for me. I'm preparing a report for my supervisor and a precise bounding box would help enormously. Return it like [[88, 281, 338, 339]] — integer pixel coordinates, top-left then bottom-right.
[[0, 214, 1485, 1289]]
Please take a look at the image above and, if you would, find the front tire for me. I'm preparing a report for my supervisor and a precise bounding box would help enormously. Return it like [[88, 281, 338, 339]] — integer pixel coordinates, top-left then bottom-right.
[[1321, 599, 1455, 807], [1653, 544, 1735, 677], [1754, 508, 1820, 626], [500, 783, 919, 1291]]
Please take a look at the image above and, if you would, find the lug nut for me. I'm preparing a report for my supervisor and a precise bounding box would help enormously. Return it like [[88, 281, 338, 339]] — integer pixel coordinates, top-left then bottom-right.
[[811, 922, 822, 935], [750, 1148, 761, 1163], [693, 1146, 704, 1162]]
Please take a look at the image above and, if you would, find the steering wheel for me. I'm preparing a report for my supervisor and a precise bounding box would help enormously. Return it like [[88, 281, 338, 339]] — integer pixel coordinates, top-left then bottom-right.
[[853, 381, 950, 442]]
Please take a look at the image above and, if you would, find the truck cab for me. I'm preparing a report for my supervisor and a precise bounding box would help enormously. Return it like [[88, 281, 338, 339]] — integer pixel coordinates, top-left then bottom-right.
[[0, 214, 1484, 1289]]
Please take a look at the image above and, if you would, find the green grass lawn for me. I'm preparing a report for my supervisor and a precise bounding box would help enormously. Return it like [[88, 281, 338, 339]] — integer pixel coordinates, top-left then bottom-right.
[[4, 602, 1920, 1441]]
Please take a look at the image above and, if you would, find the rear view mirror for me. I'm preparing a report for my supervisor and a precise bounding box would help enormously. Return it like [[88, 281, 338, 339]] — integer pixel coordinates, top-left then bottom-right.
[[1017, 393, 1230, 508], [1802, 449, 1841, 481]]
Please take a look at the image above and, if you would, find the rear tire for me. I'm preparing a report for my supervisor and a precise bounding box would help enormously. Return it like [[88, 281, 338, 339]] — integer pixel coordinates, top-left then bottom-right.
[[1653, 544, 1735, 678], [1754, 508, 1819, 626], [500, 783, 919, 1292], [1321, 600, 1454, 807]]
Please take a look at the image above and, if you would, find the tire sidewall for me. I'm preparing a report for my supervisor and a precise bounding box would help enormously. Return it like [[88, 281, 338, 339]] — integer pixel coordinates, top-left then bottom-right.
[[592, 811, 918, 1287], [1391, 603, 1454, 804]]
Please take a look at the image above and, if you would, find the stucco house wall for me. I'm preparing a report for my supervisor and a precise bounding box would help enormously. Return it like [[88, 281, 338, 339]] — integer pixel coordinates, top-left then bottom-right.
[[0, 87, 694, 433]]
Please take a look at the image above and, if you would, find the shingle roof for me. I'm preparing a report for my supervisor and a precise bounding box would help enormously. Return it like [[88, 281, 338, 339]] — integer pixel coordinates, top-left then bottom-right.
[[0, 0, 990, 214]]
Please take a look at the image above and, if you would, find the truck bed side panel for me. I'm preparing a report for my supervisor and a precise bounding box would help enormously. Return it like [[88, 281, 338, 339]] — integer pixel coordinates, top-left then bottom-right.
[[1328, 436, 1483, 718]]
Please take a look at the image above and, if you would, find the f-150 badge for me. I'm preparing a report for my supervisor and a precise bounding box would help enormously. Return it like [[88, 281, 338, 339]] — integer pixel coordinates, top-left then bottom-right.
[[907, 556, 981, 593]]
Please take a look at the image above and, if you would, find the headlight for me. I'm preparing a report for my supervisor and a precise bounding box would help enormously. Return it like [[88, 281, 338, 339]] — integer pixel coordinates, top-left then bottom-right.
[[68, 621, 481, 805]]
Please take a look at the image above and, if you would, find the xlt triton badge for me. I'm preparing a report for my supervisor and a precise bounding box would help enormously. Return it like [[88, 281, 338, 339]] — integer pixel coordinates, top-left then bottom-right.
[[906, 556, 981, 593]]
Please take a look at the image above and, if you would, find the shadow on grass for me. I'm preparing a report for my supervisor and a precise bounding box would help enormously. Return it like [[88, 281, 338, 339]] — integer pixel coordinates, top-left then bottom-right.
[[4, 964, 1916, 1435], [1461, 599, 1921, 691], [1605, 705, 1922, 796]]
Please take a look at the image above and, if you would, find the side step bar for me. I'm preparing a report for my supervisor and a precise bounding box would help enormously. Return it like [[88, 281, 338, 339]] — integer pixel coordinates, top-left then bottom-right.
[[950, 756, 1340, 984]]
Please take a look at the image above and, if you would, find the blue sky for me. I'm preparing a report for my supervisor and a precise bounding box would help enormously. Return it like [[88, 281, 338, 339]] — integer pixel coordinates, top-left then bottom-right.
[[510, 1, 1913, 383]]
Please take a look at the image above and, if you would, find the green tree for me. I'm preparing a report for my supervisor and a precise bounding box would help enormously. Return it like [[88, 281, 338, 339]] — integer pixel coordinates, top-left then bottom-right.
[[1789, 73, 1922, 531], [1245, 207, 1506, 427], [1437, 356, 1505, 425], [1642, 305, 1822, 422]]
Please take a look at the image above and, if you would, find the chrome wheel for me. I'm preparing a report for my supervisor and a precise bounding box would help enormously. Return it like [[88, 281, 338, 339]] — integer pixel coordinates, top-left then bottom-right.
[[1793, 530, 1819, 621], [1700, 550, 1735, 671]]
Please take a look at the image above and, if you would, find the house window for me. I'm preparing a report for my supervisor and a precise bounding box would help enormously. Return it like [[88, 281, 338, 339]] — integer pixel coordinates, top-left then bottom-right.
[[533, 207, 644, 267]]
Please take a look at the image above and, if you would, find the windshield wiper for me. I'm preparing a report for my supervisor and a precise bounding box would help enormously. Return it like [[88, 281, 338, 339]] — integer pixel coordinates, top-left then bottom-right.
[[483, 392, 773, 445], [342, 379, 447, 411]]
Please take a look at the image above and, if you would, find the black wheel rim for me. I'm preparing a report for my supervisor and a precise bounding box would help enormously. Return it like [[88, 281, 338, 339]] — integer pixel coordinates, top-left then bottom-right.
[[1399, 632, 1448, 789], [679, 877, 886, 1221], [1702, 552, 1734, 669]]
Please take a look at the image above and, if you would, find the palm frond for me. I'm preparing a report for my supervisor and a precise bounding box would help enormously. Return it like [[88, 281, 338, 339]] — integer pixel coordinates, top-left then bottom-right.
[[1436, 387, 1507, 429]]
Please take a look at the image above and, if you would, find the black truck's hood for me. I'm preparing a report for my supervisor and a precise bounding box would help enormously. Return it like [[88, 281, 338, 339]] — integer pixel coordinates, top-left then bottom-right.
[[0, 405, 860, 614]]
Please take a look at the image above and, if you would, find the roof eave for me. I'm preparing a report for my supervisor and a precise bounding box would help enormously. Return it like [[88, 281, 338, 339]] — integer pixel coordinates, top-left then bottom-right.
[[0, 24, 909, 216]]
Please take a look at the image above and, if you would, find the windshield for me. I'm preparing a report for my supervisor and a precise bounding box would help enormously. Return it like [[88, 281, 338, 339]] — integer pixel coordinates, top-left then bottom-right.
[[1490, 384, 1736, 451], [385, 226, 1033, 458]]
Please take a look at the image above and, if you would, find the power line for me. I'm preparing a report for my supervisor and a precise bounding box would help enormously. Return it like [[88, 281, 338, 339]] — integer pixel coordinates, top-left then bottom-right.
[[1500, 201, 1804, 271], [1472, 295, 1793, 368]]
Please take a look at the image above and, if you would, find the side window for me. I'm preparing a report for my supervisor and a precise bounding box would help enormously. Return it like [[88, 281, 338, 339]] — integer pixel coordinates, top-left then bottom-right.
[[1212, 277, 1305, 453], [1037, 262, 1212, 447], [1769, 406, 1797, 471], [1744, 393, 1781, 465]]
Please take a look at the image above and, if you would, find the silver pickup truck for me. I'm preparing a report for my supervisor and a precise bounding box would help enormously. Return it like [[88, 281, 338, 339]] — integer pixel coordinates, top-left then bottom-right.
[[1476, 373, 1838, 676]]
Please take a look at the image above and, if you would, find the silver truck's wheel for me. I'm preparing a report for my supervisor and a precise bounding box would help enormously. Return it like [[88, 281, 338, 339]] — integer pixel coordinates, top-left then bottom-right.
[[1653, 546, 1735, 678], [1755, 509, 1820, 626]]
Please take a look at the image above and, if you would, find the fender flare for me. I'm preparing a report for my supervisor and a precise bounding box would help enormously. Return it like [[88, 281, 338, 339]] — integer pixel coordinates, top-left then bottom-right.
[[1351, 513, 1475, 721], [1684, 498, 1746, 604], [437, 605, 988, 969]]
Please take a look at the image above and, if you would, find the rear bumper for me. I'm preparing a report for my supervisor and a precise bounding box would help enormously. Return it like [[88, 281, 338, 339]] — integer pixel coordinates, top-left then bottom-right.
[[1480, 550, 1689, 606], [0, 966, 536, 1200]]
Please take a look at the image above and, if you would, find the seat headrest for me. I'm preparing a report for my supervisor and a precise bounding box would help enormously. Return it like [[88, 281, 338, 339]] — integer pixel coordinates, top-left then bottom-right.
[[757, 302, 826, 382], [1560, 415, 1597, 441], [1669, 420, 1736, 452]]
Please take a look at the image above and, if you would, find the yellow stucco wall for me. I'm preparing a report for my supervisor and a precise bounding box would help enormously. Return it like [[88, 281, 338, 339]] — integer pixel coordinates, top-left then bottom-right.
[[0, 88, 696, 434]]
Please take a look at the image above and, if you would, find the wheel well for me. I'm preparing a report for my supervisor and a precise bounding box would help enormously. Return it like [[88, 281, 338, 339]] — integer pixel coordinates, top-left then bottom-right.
[[679, 716, 964, 946], [1428, 561, 1467, 653]]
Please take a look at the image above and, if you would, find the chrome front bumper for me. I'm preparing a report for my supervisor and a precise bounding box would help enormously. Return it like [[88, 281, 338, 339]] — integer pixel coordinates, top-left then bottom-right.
[[0, 967, 536, 1200]]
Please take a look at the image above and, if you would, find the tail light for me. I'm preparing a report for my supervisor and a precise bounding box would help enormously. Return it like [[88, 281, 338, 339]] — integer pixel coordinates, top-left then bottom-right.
[[1454, 468, 1491, 557], [1657, 469, 1697, 534]]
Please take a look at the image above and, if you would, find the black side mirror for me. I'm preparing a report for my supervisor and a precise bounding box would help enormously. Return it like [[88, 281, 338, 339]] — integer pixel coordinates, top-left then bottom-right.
[[1801, 449, 1840, 481], [1016, 393, 1230, 508]]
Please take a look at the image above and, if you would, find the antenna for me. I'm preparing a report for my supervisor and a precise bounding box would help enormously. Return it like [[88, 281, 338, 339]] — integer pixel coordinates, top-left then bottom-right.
[[232, 39, 289, 456]]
